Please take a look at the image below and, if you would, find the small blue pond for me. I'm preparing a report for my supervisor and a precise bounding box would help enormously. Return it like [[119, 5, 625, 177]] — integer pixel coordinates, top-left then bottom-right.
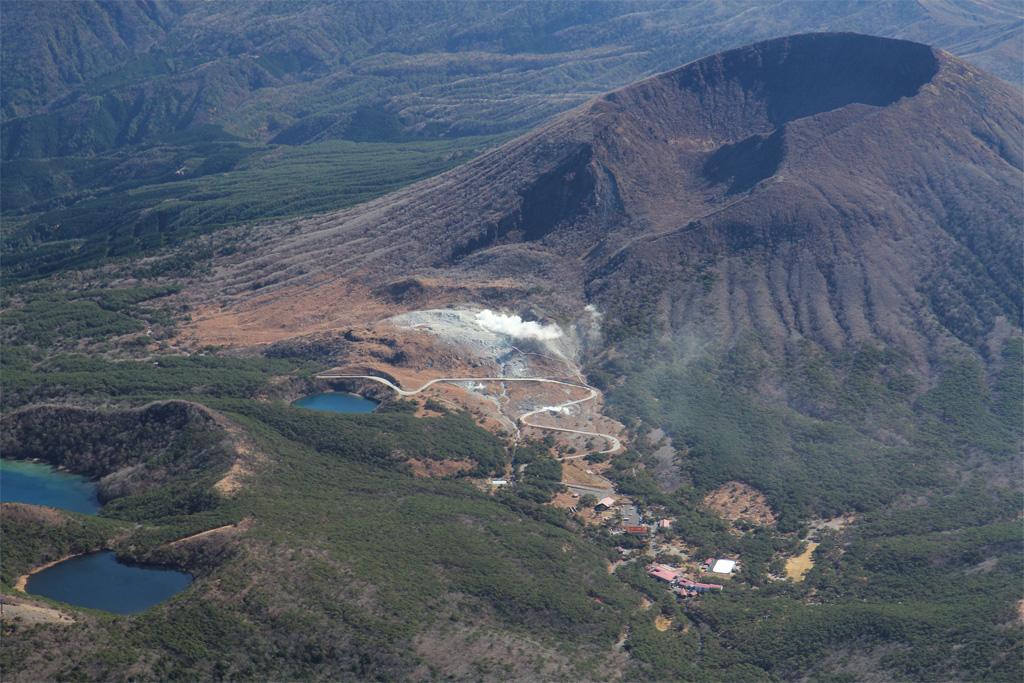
[[26, 551, 192, 615], [1, 459, 100, 514], [292, 391, 378, 414]]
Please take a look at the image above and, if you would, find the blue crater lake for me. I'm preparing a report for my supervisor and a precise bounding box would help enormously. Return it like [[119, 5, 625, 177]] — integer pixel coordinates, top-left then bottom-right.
[[293, 391, 378, 414], [26, 551, 192, 615], [0, 459, 100, 514]]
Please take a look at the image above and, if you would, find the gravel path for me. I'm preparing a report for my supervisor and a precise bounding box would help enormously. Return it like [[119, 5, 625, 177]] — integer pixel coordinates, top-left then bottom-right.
[[315, 373, 623, 456]]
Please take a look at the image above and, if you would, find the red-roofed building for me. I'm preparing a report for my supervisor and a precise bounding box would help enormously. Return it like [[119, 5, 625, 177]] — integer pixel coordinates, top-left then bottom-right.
[[646, 564, 679, 583], [624, 525, 649, 535]]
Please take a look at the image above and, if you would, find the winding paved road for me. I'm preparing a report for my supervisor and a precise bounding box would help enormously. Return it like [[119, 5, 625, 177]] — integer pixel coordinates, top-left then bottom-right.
[[315, 373, 623, 456]]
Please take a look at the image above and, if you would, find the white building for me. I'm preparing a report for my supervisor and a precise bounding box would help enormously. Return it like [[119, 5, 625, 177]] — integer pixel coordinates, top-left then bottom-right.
[[711, 559, 736, 574]]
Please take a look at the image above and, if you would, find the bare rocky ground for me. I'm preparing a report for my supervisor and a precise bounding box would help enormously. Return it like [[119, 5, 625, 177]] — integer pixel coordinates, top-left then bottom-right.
[[0, 595, 74, 626], [311, 306, 626, 460]]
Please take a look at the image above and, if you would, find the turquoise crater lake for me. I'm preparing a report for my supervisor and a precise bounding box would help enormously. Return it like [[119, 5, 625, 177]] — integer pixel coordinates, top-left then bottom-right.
[[26, 551, 192, 615], [0, 459, 100, 514], [292, 391, 378, 413]]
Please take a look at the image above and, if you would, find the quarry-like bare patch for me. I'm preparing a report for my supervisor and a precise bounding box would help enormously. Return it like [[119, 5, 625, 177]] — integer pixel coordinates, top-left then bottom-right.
[[703, 481, 777, 526], [0, 595, 75, 625], [407, 458, 474, 478], [206, 410, 267, 497], [785, 541, 819, 581]]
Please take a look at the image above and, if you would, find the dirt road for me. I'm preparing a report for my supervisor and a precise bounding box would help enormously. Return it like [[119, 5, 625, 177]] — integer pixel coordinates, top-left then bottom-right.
[[315, 373, 623, 456]]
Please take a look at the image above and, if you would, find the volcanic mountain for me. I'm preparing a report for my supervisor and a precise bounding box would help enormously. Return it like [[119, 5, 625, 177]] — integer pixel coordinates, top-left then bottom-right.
[[192, 32, 1022, 368]]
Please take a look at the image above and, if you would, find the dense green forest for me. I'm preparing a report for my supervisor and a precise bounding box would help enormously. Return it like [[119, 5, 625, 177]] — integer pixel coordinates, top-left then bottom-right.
[[1, 351, 638, 679], [2, 255, 1020, 680], [0, 272, 636, 679], [588, 332, 1024, 681], [606, 340, 1022, 529], [3, 134, 503, 281]]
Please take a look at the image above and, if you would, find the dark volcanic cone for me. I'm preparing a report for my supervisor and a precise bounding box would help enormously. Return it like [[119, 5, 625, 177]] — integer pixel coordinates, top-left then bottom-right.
[[202, 33, 1022, 363]]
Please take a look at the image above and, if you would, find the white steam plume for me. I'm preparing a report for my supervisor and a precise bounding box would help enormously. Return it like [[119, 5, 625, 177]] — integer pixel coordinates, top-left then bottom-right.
[[474, 309, 563, 341]]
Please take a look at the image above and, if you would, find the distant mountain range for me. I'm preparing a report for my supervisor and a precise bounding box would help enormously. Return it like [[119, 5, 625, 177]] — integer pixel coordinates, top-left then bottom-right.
[[3, 0, 1020, 281], [4, 0, 1021, 156]]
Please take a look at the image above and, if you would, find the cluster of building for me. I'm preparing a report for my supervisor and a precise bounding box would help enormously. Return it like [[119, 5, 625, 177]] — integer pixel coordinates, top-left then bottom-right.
[[644, 555, 740, 598], [594, 496, 676, 536], [646, 564, 723, 596], [593, 495, 739, 601]]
